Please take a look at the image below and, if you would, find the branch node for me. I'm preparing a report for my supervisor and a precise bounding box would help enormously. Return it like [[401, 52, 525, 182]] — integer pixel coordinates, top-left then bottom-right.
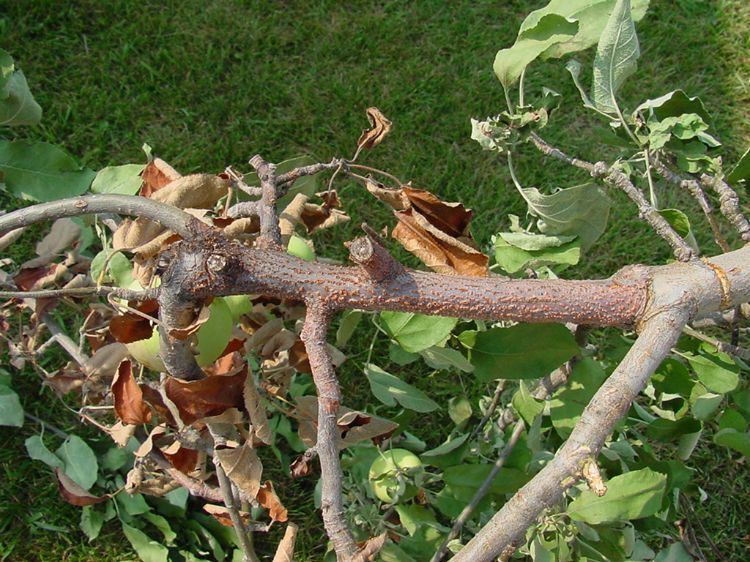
[[345, 225, 404, 281]]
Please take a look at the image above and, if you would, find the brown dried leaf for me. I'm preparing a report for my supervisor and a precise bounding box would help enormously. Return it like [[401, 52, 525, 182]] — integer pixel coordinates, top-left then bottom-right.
[[260, 329, 297, 358], [84, 342, 130, 379], [140, 157, 181, 198], [107, 421, 137, 447], [165, 367, 247, 425], [402, 186, 473, 237], [168, 305, 210, 340], [35, 218, 81, 258], [13, 263, 59, 291], [257, 480, 288, 523], [112, 360, 152, 425], [356, 533, 388, 561], [113, 174, 228, 250], [161, 443, 199, 475], [290, 454, 314, 479], [299, 204, 350, 233], [203, 504, 253, 528], [215, 442, 263, 500], [54, 469, 110, 506], [279, 193, 309, 241], [243, 318, 284, 351], [135, 425, 168, 458], [272, 523, 299, 562], [393, 208, 488, 276], [139, 383, 176, 427], [296, 396, 399, 449], [357, 107, 392, 150], [44, 362, 85, 396], [109, 301, 158, 344], [243, 376, 272, 444], [365, 178, 409, 210]]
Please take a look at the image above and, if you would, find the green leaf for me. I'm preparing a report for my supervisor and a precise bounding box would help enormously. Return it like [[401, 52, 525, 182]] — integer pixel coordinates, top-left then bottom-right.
[[718, 409, 748, 433], [645, 417, 701, 442], [91, 164, 145, 195], [25, 435, 64, 468], [512, 381, 545, 425], [494, 234, 581, 273], [336, 309, 363, 348], [567, 468, 667, 524], [56, 435, 98, 491], [592, 0, 640, 114], [394, 505, 441, 536], [683, 351, 739, 394], [419, 346, 474, 373], [727, 146, 750, 191], [713, 428, 750, 459], [550, 359, 607, 437], [448, 396, 473, 427], [654, 542, 693, 562], [379, 311, 458, 353], [658, 209, 699, 253], [90, 249, 134, 288], [519, 0, 650, 59], [634, 90, 710, 123], [499, 231, 576, 251], [0, 49, 42, 126], [458, 324, 578, 381], [121, 522, 169, 562], [566, 59, 597, 109], [0, 384, 24, 427], [494, 14, 579, 90], [520, 184, 610, 250], [143, 512, 177, 545], [364, 363, 439, 412], [442, 464, 529, 495], [117, 490, 151, 516], [80, 506, 105, 542], [0, 140, 95, 201]]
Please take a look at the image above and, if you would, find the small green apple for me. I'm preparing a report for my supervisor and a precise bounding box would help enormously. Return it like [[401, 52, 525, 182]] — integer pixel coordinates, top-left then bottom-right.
[[368, 449, 423, 503]]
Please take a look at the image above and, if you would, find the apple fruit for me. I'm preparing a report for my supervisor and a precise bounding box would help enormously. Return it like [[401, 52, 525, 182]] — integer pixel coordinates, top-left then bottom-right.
[[368, 448, 423, 503]]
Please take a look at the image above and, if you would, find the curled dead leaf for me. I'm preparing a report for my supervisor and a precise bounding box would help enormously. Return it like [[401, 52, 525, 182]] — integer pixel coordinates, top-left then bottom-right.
[[243, 376, 272, 445], [54, 469, 110, 506], [203, 503, 253, 528], [272, 523, 299, 562], [215, 442, 263, 500], [112, 360, 152, 425], [140, 157, 181, 198], [257, 480, 288, 523], [357, 107, 392, 150], [165, 366, 247, 425]]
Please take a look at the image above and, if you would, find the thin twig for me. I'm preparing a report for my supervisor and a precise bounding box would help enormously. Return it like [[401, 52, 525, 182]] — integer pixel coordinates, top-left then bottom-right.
[[431, 418, 526, 562], [652, 157, 730, 253], [469, 380, 506, 441], [683, 325, 750, 361], [701, 174, 750, 243], [0, 285, 159, 301], [347, 163, 403, 187], [24, 413, 70, 439], [213, 452, 260, 562]]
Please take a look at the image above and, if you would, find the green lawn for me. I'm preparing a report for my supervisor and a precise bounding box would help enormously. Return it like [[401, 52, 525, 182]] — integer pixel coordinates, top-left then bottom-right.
[[1, 0, 749, 560]]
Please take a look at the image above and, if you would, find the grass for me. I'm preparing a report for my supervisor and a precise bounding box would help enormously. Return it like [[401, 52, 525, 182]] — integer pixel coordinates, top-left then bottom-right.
[[1, 0, 750, 560]]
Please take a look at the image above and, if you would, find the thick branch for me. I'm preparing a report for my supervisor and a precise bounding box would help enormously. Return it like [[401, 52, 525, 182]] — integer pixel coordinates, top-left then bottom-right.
[[451, 308, 689, 562], [300, 302, 358, 561], [0, 194, 200, 239]]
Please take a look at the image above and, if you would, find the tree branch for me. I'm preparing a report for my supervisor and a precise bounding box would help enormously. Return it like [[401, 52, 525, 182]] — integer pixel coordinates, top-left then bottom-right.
[[450, 307, 689, 561], [300, 302, 359, 561], [0, 286, 158, 301], [700, 174, 750, 243], [529, 134, 695, 261], [0, 194, 201, 239]]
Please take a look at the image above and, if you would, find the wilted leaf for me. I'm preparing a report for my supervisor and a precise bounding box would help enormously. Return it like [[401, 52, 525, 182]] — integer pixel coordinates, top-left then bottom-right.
[[459, 324, 578, 381], [290, 454, 315, 479], [567, 468, 667, 524], [0, 384, 24, 427], [364, 363, 439, 412], [357, 107, 392, 150], [494, 14, 578, 90], [592, 0, 640, 114], [112, 360, 152, 425], [54, 468, 110, 506], [520, 184, 610, 250], [634, 89, 710, 123], [56, 435, 98, 491], [215, 442, 263, 500], [257, 481, 288, 522], [494, 233, 581, 273], [0, 140, 95, 202], [355, 532, 388, 562], [0, 49, 42, 126], [519, 0, 650, 59]]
